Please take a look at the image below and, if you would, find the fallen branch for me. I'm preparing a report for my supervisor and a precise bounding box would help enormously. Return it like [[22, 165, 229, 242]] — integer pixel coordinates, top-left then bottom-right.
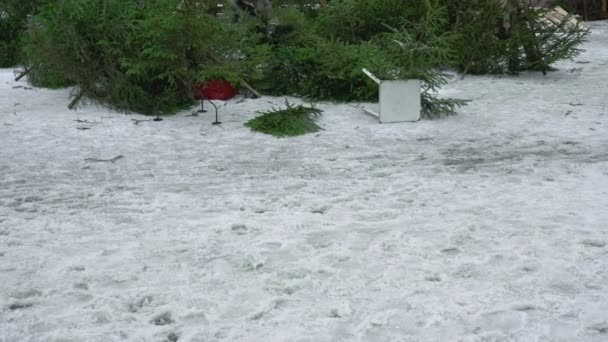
[[208, 54, 261, 98], [74, 119, 100, 124], [239, 79, 261, 98], [14, 68, 31, 82], [131, 119, 152, 125], [84, 155, 124, 163], [68, 91, 84, 110]]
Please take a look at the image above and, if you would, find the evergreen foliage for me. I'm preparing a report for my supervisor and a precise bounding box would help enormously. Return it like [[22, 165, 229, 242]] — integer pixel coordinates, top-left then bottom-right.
[[258, 0, 466, 118], [315, 0, 429, 43], [24, 0, 269, 114], [372, 4, 469, 117], [15, 0, 589, 121], [253, 6, 392, 101], [448, 0, 507, 74], [245, 101, 322, 137], [447, 0, 589, 75], [507, 2, 589, 74], [0, 0, 37, 67]]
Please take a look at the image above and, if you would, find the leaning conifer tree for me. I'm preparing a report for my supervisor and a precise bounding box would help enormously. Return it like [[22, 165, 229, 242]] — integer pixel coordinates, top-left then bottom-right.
[[446, 0, 589, 76], [507, 0, 589, 75]]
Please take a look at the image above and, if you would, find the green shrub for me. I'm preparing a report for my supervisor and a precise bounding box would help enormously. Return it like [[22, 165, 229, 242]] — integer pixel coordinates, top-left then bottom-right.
[[24, 0, 268, 114], [259, 38, 393, 101], [258, 1, 466, 118], [0, 41, 18, 67], [315, 0, 430, 42], [26, 65, 74, 89], [245, 101, 322, 137], [253, 6, 391, 101], [22, 17, 73, 89], [448, 0, 507, 74], [0, 0, 38, 67]]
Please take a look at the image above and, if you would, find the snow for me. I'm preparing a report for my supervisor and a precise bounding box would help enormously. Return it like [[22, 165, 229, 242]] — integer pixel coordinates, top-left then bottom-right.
[[1, 21, 608, 342]]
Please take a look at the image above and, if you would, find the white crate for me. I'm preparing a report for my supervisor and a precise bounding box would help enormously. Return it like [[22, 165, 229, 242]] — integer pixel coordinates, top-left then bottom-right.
[[362, 69, 421, 123]]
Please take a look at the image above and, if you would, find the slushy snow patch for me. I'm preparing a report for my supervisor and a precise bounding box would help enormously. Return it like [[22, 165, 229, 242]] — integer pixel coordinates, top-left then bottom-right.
[[1, 21, 608, 342]]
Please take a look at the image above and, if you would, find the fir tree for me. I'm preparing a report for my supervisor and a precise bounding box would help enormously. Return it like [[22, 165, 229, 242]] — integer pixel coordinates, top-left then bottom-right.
[[24, 0, 269, 114]]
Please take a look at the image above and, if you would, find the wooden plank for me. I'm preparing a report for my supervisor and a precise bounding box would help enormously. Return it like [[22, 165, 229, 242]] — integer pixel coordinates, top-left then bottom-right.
[[362, 68, 382, 85]]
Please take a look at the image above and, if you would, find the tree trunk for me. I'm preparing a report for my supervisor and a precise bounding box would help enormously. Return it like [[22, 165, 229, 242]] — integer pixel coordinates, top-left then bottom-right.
[[583, 0, 589, 21]]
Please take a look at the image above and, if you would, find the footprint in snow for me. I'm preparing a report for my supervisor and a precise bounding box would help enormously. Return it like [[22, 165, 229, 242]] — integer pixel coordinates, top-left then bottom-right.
[[549, 281, 579, 296], [11, 289, 42, 299], [150, 311, 174, 326], [452, 264, 477, 279], [240, 257, 264, 272], [164, 332, 180, 342], [521, 264, 538, 273], [7, 301, 35, 310], [231, 223, 248, 235], [588, 322, 608, 335], [128, 295, 153, 313], [68, 265, 85, 272], [581, 239, 606, 248], [311, 205, 331, 214], [511, 303, 543, 312], [73, 282, 89, 290], [441, 247, 461, 255], [424, 275, 441, 282], [475, 310, 527, 334]]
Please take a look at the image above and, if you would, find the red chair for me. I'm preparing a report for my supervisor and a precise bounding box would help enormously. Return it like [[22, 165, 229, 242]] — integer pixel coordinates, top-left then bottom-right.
[[194, 80, 238, 125]]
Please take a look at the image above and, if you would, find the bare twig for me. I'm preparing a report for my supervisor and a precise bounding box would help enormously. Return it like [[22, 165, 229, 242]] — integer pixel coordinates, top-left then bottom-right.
[[74, 119, 100, 124], [14, 68, 31, 82], [84, 155, 124, 163], [239, 79, 262, 98], [207, 54, 261, 98], [131, 119, 152, 125], [68, 91, 84, 110]]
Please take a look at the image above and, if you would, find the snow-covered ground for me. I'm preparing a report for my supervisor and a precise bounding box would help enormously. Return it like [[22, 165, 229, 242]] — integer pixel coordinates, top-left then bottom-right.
[[1, 22, 608, 342]]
